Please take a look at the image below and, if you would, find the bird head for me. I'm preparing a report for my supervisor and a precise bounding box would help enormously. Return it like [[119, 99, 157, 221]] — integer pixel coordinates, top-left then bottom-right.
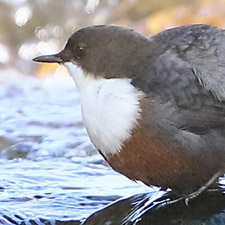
[[33, 25, 150, 79]]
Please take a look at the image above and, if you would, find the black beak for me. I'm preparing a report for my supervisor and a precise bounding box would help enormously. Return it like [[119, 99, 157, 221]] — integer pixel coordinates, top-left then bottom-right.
[[32, 53, 63, 63]]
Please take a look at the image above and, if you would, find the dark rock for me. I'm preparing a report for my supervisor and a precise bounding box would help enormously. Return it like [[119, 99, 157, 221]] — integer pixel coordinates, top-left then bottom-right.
[[82, 187, 225, 225]]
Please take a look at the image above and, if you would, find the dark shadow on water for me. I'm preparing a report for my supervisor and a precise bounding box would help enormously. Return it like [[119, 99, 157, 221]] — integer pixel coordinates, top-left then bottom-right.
[[2, 185, 225, 225], [83, 186, 225, 225]]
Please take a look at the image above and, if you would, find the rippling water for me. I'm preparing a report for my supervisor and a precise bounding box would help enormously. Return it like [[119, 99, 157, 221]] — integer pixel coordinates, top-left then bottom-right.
[[0, 68, 150, 222]]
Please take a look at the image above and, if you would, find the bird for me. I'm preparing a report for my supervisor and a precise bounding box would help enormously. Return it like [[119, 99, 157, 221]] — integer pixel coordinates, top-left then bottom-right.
[[33, 24, 225, 198]]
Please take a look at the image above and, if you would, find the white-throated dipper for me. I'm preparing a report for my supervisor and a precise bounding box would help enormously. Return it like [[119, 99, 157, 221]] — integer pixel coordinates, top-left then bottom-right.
[[33, 24, 225, 198]]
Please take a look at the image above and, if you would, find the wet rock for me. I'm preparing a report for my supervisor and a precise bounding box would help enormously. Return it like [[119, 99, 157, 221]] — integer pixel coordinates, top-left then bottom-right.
[[82, 187, 225, 225], [1, 187, 225, 225]]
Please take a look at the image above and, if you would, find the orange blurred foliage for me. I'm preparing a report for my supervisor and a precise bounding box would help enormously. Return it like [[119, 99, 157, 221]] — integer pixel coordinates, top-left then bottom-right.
[[36, 63, 60, 78], [147, 0, 225, 34]]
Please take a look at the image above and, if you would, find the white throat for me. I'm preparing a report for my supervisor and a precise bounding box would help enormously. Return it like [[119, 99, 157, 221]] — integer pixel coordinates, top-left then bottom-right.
[[65, 62, 141, 156]]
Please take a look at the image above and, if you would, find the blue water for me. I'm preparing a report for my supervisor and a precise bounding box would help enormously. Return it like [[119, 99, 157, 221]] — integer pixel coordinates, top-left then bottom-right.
[[0, 68, 150, 222]]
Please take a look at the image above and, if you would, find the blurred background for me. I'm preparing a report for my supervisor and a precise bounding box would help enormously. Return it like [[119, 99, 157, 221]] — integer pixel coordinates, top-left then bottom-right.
[[1, 0, 225, 223], [1, 0, 225, 74]]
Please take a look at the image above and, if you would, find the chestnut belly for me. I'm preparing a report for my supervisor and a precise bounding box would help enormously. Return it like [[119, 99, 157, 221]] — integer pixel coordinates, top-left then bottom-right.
[[105, 126, 220, 195]]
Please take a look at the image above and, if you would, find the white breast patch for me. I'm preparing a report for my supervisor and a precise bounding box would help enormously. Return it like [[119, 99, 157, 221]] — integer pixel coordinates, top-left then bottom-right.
[[65, 62, 142, 156]]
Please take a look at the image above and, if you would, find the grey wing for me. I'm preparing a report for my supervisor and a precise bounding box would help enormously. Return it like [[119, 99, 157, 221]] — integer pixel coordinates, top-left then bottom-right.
[[132, 50, 225, 134], [152, 24, 225, 102], [184, 33, 225, 102]]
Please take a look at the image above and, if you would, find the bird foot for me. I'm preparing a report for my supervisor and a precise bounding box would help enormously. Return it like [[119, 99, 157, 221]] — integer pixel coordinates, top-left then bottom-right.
[[184, 171, 221, 205], [166, 171, 221, 206]]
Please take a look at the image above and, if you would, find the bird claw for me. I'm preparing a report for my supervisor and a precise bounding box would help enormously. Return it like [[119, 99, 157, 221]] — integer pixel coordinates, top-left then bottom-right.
[[167, 172, 221, 206]]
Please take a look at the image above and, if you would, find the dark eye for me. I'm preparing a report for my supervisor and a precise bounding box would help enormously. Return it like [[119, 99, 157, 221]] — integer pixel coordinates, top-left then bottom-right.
[[75, 44, 86, 59], [78, 46, 84, 51]]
